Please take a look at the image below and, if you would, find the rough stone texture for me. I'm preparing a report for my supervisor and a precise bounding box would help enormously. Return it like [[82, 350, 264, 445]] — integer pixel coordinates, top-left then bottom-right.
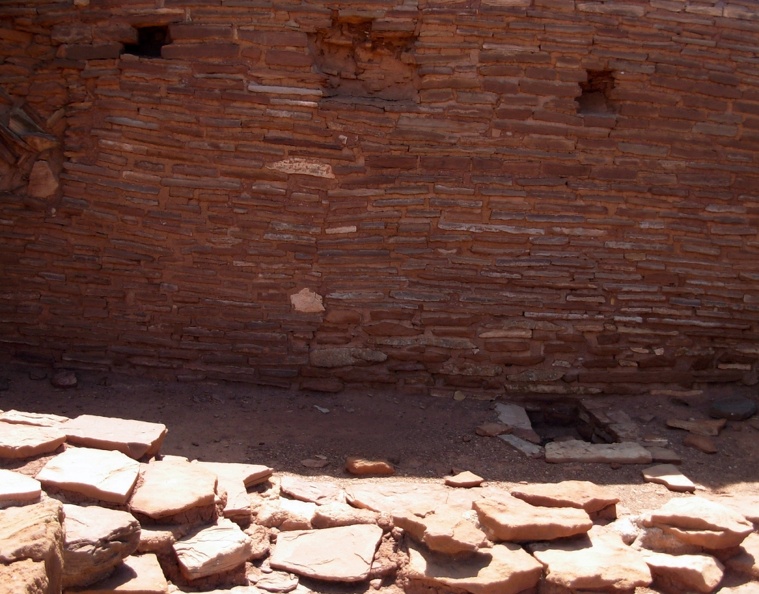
[[2, 1, 759, 395], [62, 503, 141, 588], [709, 397, 757, 421], [725, 532, 759, 579], [666, 418, 726, 436], [405, 540, 543, 594], [530, 526, 652, 592], [0, 468, 42, 508], [36, 447, 140, 505], [0, 499, 64, 594], [255, 497, 317, 530], [27, 160, 59, 199], [70, 553, 169, 594], [289, 288, 325, 313], [0, 410, 70, 427], [129, 458, 218, 522], [62, 415, 168, 459], [193, 461, 271, 523], [644, 551, 725, 594], [345, 457, 395, 476], [0, 421, 66, 459], [173, 519, 253, 581], [644, 496, 754, 549], [473, 495, 592, 542], [280, 476, 343, 504], [269, 524, 383, 582], [312, 502, 380, 529], [545, 440, 653, 464]]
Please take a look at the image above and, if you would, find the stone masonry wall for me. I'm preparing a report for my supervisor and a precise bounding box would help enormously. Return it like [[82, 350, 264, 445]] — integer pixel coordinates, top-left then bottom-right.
[[1, 0, 759, 397]]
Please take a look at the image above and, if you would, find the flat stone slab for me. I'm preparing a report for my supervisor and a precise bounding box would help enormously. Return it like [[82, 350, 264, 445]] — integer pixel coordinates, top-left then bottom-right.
[[269, 524, 382, 582], [0, 469, 41, 507], [71, 553, 168, 593], [174, 519, 253, 581], [62, 503, 141, 588], [192, 461, 272, 488], [0, 421, 66, 459], [280, 475, 343, 504], [642, 464, 696, 493], [644, 551, 725, 594], [193, 461, 271, 522], [445, 471, 484, 488], [406, 540, 543, 594], [497, 434, 544, 459], [474, 494, 592, 542], [129, 459, 217, 520], [644, 496, 754, 549], [345, 457, 394, 476], [36, 447, 140, 505], [0, 410, 69, 427], [346, 481, 481, 516], [709, 396, 757, 421], [666, 418, 726, 436], [545, 440, 653, 464], [510, 480, 619, 514], [530, 526, 652, 591], [63, 415, 168, 459], [312, 502, 379, 529]]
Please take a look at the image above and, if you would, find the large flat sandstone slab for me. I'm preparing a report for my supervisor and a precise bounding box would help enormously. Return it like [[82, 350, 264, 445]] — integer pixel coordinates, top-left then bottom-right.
[[270, 524, 383, 582], [545, 440, 653, 464], [63, 415, 167, 459], [0, 421, 66, 459], [0, 469, 42, 508], [173, 519, 253, 581], [68, 553, 168, 594], [36, 447, 140, 505]]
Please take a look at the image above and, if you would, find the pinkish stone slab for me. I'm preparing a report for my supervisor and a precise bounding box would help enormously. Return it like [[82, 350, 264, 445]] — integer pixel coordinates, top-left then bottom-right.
[[71, 553, 169, 593], [0, 421, 66, 459], [36, 447, 140, 504], [174, 519, 253, 581], [0, 410, 69, 427], [129, 459, 217, 520], [0, 469, 41, 508], [63, 415, 168, 459], [192, 461, 270, 523]]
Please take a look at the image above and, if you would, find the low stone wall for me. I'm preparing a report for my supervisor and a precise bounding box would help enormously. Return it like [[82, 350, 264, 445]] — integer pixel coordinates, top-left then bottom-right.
[[1, 0, 759, 396]]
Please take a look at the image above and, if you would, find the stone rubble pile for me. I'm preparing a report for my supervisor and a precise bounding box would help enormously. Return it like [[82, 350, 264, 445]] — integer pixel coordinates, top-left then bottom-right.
[[0, 405, 757, 594]]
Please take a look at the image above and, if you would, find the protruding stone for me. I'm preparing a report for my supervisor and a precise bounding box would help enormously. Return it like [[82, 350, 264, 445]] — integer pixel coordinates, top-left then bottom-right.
[[345, 457, 394, 476], [642, 464, 696, 493], [51, 370, 77, 389], [473, 494, 592, 542], [684, 433, 718, 453], [27, 160, 58, 198], [0, 469, 42, 508], [310, 348, 387, 368], [475, 422, 510, 437], [0, 499, 64, 594], [406, 540, 543, 594], [530, 526, 652, 592], [312, 502, 379, 529], [269, 524, 383, 582], [0, 421, 66, 459], [289, 288, 325, 313], [445, 471, 484, 488], [421, 509, 489, 556], [63, 415, 167, 460], [62, 504, 141, 588], [667, 418, 726, 436], [644, 496, 753, 549], [129, 459, 218, 522], [36, 447, 140, 505], [70, 553, 168, 594], [193, 461, 271, 523], [644, 551, 725, 594], [173, 519, 253, 581], [510, 480, 619, 516], [545, 440, 653, 464], [256, 497, 317, 530]]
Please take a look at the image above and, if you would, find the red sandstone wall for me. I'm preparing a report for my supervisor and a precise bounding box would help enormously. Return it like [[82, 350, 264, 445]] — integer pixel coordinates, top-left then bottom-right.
[[1, 0, 759, 396]]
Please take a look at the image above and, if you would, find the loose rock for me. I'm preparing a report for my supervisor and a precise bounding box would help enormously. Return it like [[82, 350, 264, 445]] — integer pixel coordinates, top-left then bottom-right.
[[545, 440, 652, 464], [683, 433, 718, 453], [709, 396, 757, 421], [667, 418, 726, 436], [51, 370, 77, 389], [644, 551, 725, 593], [346, 457, 395, 476], [642, 464, 696, 493], [445, 470, 484, 488], [63, 414, 168, 459], [173, 518, 253, 581]]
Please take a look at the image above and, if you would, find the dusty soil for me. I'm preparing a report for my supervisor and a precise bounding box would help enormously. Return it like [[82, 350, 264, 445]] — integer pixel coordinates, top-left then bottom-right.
[[2, 363, 758, 519]]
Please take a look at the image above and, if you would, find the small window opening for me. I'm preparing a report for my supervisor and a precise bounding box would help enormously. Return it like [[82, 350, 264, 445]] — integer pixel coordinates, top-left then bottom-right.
[[577, 69, 615, 115], [123, 26, 170, 58]]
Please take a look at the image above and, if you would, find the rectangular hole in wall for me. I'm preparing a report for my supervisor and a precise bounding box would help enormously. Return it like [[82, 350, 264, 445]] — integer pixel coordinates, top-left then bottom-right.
[[123, 26, 171, 58]]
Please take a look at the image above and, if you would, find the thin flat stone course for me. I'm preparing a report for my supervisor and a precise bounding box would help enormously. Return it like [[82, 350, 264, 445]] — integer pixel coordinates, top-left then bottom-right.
[[642, 464, 696, 493], [0, 468, 42, 508], [36, 447, 140, 505], [510, 480, 619, 514], [545, 440, 653, 464], [0, 410, 70, 427]]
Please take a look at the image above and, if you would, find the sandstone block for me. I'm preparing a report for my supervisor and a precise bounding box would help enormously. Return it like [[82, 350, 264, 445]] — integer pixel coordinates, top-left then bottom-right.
[[0, 421, 66, 459], [63, 414, 168, 459], [0, 469, 42, 508], [545, 440, 653, 464], [645, 551, 725, 594], [174, 519, 253, 581], [510, 480, 619, 515], [69, 553, 169, 594]]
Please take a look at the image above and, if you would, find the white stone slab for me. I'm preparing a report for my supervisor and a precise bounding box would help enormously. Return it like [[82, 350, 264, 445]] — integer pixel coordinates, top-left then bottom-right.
[[545, 440, 652, 464], [0, 469, 41, 507], [0, 421, 66, 459], [36, 447, 140, 504], [63, 415, 167, 459], [174, 519, 253, 581], [0, 410, 70, 427], [71, 553, 169, 593]]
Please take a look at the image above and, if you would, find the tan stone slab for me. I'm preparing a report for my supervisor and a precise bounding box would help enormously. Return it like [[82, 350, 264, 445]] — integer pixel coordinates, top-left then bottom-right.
[[530, 526, 652, 591], [644, 551, 725, 594], [63, 415, 168, 459], [67, 553, 168, 594], [445, 471, 484, 488], [192, 461, 270, 522], [406, 540, 543, 594], [0, 409, 70, 427], [129, 459, 217, 520], [510, 480, 619, 514], [270, 524, 383, 582], [36, 447, 140, 505], [642, 464, 696, 493], [174, 519, 253, 581], [192, 461, 272, 488], [280, 475, 343, 504], [726, 532, 759, 578], [0, 558, 50, 594], [0, 469, 41, 507], [474, 494, 592, 542], [666, 417, 726, 436], [545, 440, 653, 464], [0, 421, 66, 459], [346, 481, 482, 516]]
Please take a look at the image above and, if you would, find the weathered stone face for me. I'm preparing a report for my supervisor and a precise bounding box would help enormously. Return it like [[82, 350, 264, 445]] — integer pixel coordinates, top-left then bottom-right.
[[2, 1, 759, 395]]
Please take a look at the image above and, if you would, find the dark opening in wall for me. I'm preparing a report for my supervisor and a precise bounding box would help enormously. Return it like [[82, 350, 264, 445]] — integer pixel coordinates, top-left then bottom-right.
[[576, 69, 615, 115], [123, 26, 170, 58]]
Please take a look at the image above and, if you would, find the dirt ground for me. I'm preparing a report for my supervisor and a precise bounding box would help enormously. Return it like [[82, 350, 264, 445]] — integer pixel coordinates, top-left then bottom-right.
[[2, 363, 758, 520]]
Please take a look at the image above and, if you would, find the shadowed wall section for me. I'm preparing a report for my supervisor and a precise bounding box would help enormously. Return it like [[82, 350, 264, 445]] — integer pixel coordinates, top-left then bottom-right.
[[1, 0, 758, 397]]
